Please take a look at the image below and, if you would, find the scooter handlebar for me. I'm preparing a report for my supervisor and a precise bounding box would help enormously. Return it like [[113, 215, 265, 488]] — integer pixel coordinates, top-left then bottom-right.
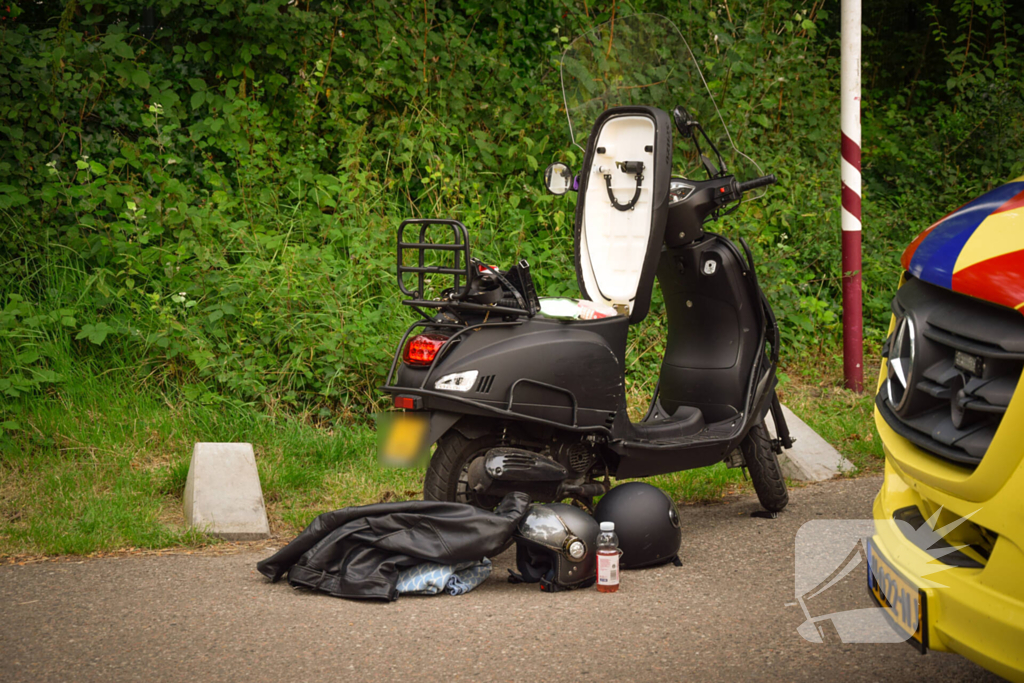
[[737, 174, 777, 194]]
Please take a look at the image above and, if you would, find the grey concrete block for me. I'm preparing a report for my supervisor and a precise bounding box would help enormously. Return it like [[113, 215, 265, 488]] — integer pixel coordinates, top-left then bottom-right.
[[183, 443, 270, 540], [766, 404, 852, 482]]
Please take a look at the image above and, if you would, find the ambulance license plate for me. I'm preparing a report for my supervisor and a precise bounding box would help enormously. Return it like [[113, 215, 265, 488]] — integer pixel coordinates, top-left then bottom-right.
[[866, 537, 928, 653]]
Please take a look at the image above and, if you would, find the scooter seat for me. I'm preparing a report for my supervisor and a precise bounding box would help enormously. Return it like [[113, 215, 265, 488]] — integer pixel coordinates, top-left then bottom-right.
[[574, 107, 672, 326], [630, 405, 705, 442]]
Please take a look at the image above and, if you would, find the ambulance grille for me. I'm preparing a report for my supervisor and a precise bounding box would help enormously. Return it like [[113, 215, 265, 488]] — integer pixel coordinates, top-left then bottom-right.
[[877, 277, 1024, 468]]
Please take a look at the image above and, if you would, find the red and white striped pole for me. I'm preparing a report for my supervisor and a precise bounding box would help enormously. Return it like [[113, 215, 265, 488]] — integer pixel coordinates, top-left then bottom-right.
[[841, 0, 863, 392]]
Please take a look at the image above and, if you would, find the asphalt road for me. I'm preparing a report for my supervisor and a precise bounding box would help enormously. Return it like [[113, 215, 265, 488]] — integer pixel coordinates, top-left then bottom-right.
[[0, 476, 1003, 683]]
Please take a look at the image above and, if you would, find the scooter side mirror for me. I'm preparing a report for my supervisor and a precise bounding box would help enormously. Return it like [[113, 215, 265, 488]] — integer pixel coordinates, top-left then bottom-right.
[[543, 162, 574, 196], [672, 105, 696, 139]]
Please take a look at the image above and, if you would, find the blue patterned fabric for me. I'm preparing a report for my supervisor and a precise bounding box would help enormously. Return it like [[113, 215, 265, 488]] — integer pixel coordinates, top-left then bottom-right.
[[446, 560, 492, 595], [396, 558, 492, 596]]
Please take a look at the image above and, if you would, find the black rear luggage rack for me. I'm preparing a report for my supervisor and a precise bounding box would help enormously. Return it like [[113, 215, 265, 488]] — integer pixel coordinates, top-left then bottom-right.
[[397, 219, 472, 299], [397, 218, 532, 318], [386, 219, 585, 430]]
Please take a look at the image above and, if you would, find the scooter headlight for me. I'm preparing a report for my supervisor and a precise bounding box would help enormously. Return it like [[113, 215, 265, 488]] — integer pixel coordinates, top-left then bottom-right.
[[669, 179, 695, 206]]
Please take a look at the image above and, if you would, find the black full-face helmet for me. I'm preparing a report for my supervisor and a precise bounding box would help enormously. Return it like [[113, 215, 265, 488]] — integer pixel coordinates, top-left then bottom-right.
[[510, 503, 600, 592], [594, 482, 682, 569]]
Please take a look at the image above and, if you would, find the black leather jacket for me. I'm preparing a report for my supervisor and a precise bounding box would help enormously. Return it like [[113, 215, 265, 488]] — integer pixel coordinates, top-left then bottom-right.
[[257, 492, 529, 600]]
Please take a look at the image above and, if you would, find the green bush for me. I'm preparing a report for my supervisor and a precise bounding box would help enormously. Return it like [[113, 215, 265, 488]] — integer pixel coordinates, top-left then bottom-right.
[[1, 0, 1022, 416]]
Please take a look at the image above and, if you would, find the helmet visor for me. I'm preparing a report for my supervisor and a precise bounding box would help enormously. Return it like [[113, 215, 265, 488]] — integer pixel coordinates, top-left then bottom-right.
[[517, 505, 569, 551]]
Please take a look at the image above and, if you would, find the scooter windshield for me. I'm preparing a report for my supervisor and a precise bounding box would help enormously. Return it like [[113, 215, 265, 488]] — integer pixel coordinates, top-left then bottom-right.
[[559, 13, 765, 200]]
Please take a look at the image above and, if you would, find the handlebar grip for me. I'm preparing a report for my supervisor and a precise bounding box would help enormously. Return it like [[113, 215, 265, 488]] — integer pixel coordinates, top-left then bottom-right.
[[738, 174, 777, 193]]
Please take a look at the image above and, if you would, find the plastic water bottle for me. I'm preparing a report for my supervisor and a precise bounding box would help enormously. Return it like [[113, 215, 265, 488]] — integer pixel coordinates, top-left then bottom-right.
[[596, 521, 620, 592]]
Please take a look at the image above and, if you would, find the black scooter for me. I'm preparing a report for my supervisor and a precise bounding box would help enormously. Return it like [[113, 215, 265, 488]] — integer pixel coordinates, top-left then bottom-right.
[[380, 99, 794, 514]]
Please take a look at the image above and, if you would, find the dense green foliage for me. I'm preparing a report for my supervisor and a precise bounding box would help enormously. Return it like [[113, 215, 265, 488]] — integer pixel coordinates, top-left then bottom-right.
[[2, 0, 1022, 419]]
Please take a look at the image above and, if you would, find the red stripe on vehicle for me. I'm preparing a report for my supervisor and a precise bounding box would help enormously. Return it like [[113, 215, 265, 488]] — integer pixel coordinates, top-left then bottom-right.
[[842, 181, 861, 220], [993, 187, 1024, 215], [841, 132, 861, 170], [951, 249, 1024, 313]]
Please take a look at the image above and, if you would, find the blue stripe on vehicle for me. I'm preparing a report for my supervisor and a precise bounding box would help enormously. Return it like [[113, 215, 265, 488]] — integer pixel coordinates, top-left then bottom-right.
[[908, 182, 1024, 289]]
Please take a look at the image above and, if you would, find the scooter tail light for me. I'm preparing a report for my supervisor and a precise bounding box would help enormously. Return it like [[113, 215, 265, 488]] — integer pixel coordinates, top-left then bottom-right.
[[402, 333, 449, 366]]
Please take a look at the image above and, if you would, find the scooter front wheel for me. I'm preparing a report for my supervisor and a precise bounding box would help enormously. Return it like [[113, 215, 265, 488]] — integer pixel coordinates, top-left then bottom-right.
[[741, 421, 789, 513]]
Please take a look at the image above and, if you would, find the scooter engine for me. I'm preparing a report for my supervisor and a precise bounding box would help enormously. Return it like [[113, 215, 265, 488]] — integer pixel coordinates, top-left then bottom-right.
[[466, 448, 568, 501], [466, 446, 606, 503], [560, 442, 596, 474]]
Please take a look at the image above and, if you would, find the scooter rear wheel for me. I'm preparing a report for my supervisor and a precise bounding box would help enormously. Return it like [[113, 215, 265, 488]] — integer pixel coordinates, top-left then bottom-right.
[[424, 430, 587, 508], [741, 420, 789, 513], [423, 430, 505, 508], [424, 430, 516, 554]]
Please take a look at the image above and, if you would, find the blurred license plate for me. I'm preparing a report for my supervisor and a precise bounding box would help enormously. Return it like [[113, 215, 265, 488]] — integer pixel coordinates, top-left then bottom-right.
[[867, 537, 928, 653], [378, 412, 428, 466]]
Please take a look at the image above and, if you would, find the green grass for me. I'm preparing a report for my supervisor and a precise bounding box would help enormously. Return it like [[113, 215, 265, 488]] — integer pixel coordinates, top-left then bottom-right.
[[0, 362, 422, 557], [777, 355, 886, 475], [644, 462, 746, 506], [0, 352, 883, 557]]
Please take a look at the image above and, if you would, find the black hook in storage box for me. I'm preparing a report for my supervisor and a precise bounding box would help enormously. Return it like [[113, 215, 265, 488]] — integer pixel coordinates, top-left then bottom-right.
[[604, 161, 645, 212]]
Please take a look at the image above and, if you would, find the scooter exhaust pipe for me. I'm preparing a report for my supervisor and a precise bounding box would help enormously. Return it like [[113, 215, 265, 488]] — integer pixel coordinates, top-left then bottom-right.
[[467, 447, 568, 500], [557, 481, 608, 499]]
